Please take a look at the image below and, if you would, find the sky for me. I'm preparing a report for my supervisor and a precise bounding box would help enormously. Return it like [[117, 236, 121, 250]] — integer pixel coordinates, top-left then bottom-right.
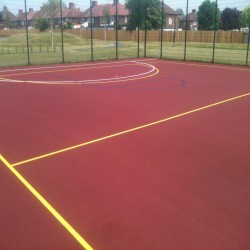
[[2, 0, 249, 15]]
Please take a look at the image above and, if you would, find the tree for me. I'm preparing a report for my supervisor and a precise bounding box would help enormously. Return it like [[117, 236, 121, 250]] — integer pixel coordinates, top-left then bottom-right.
[[35, 18, 49, 31], [197, 0, 220, 30], [103, 5, 111, 45], [103, 5, 111, 26], [176, 8, 184, 20], [241, 6, 250, 28], [176, 8, 184, 28], [221, 7, 240, 30], [63, 20, 73, 29], [125, 0, 162, 30], [43, 0, 66, 49]]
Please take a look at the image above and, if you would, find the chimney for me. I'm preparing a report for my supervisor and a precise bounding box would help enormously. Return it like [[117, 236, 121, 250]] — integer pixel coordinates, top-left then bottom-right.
[[3, 6, 8, 11], [192, 9, 196, 13], [29, 8, 33, 12], [69, 2, 75, 9], [92, 1, 97, 7], [18, 9, 23, 14]]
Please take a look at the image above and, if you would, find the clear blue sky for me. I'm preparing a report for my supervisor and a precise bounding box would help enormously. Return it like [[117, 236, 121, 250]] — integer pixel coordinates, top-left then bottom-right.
[[2, 0, 249, 15]]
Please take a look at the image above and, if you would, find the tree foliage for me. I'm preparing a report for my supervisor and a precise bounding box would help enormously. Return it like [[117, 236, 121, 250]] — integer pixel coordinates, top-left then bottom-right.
[[42, 0, 65, 49], [176, 8, 184, 20], [43, 0, 62, 28], [103, 5, 111, 25], [241, 6, 250, 28], [35, 18, 48, 31], [221, 7, 240, 30], [125, 0, 162, 30], [63, 20, 73, 29], [197, 0, 220, 30]]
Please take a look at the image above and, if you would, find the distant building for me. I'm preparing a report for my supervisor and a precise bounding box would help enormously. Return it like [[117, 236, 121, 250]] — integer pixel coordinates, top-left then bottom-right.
[[5, 1, 179, 30], [163, 3, 179, 29], [12, 8, 37, 29], [82, 0, 129, 28], [179, 9, 198, 30], [10, 2, 84, 29], [0, 6, 15, 29]]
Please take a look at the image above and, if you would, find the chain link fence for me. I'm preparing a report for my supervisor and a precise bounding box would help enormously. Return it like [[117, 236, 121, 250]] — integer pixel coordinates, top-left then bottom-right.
[[0, 0, 249, 67]]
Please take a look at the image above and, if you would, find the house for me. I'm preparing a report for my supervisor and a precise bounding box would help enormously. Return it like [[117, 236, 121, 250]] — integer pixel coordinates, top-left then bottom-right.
[[10, 2, 84, 29], [32, 3, 83, 28], [163, 3, 179, 29], [82, 0, 129, 28], [0, 6, 15, 29], [55, 2, 83, 26], [179, 9, 198, 30], [82, 1, 178, 30], [6, 1, 179, 30], [12, 8, 37, 29]]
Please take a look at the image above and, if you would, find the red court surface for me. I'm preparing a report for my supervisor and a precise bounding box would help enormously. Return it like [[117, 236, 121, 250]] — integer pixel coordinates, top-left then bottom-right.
[[0, 59, 249, 249]]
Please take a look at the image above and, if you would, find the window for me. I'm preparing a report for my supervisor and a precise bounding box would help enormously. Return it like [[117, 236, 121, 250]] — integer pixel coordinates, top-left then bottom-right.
[[87, 17, 94, 24]]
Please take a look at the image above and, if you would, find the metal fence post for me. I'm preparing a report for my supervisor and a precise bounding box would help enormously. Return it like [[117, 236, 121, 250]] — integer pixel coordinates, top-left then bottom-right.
[[137, 28, 140, 58], [212, 0, 218, 63], [90, 0, 94, 61], [246, 30, 250, 66], [144, 1, 148, 58], [184, 0, 189, 61], [60, 0, 65, 63], [160, 0, 164, 59], [115, 0, 118, 60], [24, 0, 30, 65]]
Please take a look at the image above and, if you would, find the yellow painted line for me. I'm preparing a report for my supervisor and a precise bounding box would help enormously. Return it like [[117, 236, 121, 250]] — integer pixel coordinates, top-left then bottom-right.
[[0, 154, 93, 250], [12, 92, 249, 167]]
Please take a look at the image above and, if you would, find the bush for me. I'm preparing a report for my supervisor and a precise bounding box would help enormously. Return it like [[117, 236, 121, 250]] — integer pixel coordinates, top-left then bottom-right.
[[35, 18, 48, 31]]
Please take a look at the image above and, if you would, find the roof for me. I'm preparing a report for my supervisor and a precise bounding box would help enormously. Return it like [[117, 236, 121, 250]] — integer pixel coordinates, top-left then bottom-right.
[[1, 6, 15, 20], [181, 12, 197, 21], [83, 3, 129, 18], [163, 3, 178, 16], [14, 6, 84, 21], [55, 6, 83, 18]]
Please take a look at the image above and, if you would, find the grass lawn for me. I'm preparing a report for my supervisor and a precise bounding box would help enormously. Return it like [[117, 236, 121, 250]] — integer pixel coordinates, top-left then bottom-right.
[[0, 31, 249, 67]]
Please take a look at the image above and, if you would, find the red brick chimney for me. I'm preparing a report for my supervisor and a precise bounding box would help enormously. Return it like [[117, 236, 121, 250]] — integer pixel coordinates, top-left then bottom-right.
[[92, 1, 97, 7], [69, 2, 75, 9]]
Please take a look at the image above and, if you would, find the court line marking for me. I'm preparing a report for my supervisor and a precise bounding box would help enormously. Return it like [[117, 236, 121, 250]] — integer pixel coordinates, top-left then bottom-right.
[[0, 62, 158, 85], [0, 154, 93, 250], [12, 92, 249, 167], [0, 62, 148, 77], [0, 58, 156, 74]]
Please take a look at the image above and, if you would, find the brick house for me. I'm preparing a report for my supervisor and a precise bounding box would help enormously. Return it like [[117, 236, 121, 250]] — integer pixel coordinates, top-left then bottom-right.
[[163, 3, 179, 29], [10, 2, 84, 29], [6, 1, 179, 30], [12, 8, 37, 29], [0, 6, 15, 29], [32, 3, 83, 28], [179, 9, 198, 30], [82, 0, 129, 28]]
